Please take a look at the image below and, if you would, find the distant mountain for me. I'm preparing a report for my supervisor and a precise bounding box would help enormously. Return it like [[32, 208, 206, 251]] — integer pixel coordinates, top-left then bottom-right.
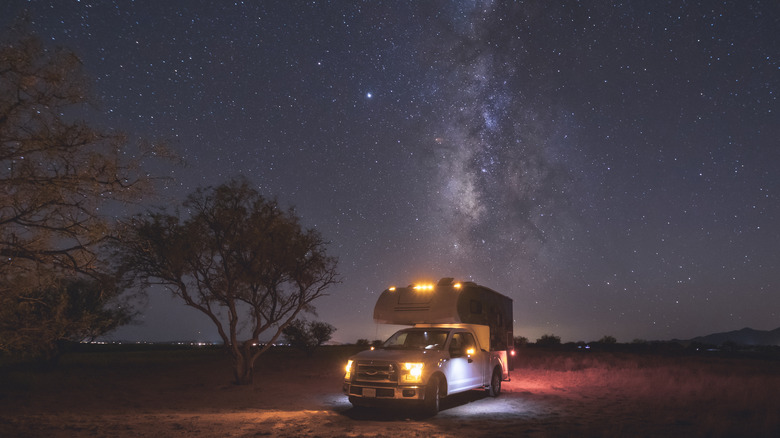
[[688, 327, 780, 346]]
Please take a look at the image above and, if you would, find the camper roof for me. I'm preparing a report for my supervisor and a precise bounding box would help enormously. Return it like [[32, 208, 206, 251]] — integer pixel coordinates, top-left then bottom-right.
[[373, 277, 512, 326]]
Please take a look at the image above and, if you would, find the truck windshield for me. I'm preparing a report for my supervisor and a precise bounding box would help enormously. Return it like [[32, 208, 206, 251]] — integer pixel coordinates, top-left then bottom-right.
[[382, 329, 449, 350]]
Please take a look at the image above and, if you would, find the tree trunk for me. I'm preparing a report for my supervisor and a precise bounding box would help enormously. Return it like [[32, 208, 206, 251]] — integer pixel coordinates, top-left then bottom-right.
[[231, 348, 256, 385]]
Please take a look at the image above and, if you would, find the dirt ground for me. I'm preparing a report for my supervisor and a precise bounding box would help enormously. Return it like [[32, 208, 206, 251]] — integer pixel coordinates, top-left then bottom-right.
[[0, 345, 778, 437]]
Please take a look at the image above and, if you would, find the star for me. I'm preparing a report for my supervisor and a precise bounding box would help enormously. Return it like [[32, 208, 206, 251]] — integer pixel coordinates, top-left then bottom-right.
[[8, 0, 776, 345]]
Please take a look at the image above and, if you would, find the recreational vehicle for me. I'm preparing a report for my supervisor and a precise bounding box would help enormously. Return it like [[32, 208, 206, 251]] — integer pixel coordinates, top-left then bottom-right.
[[343, 277, 514, 414]]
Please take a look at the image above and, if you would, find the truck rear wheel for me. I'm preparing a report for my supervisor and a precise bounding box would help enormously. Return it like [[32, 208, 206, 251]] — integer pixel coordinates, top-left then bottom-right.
[[423, 375, 441, 415], [488, 368, 502, 397]]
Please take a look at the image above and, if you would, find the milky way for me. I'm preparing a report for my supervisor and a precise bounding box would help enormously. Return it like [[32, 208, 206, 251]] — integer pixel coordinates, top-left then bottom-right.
[[3, 0, 777, 343], [427, 4, 572, 266]]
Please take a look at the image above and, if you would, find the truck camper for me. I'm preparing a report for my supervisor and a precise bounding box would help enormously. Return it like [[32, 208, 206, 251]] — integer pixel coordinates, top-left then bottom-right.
[[343, 277, 514, 415]]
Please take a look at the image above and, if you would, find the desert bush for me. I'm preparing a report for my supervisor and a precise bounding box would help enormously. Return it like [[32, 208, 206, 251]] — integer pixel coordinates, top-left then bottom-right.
[[282, 319, 335, 356], [535, 334, 561, 347]]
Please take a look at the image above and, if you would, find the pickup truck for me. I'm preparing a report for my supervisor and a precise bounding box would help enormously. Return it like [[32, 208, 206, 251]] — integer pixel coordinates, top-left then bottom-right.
[[343, 278, 513, 415]]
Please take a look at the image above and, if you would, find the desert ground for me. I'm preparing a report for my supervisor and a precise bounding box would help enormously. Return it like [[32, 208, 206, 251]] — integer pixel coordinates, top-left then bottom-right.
[[1, 344, 778, 437]]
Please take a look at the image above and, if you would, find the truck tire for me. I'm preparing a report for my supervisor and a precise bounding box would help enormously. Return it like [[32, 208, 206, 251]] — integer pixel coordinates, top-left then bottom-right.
[[423, 375, 441, 415], [488, 367, 502, 397]]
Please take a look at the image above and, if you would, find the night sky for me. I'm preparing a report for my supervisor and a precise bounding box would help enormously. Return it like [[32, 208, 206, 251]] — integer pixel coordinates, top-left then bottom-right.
[[3, 1, 778, 344]]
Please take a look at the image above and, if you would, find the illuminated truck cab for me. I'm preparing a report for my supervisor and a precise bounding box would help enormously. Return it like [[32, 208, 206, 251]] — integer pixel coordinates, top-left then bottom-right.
[[343, 278, 514, 415]]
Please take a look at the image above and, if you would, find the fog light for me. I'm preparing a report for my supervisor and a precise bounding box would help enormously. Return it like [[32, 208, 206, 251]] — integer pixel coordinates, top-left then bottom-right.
[[402, 389, 416, 397]]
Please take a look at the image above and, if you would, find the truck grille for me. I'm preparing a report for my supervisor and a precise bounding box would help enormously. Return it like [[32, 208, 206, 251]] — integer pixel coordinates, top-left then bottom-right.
[[355, 361, 397, 384]]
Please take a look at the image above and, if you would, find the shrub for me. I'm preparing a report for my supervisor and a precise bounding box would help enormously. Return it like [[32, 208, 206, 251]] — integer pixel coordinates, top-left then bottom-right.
[[536, 334, 561, 347]]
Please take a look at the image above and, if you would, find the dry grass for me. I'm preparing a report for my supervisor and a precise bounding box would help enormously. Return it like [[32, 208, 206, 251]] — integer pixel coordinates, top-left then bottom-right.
[[0, 344, 778, 437], [513, 347, 780, 437]]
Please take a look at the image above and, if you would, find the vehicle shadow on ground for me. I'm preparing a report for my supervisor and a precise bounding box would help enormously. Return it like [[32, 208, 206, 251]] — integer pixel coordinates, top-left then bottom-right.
[[339, 390, 490, 421]]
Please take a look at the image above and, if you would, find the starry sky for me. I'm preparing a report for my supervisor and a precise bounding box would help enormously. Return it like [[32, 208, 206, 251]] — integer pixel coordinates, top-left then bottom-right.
[[3, 1, 778, 344]]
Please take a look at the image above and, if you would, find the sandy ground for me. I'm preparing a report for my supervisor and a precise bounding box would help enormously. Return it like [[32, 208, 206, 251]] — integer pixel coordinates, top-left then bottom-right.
[[1, 346, 778, 437]]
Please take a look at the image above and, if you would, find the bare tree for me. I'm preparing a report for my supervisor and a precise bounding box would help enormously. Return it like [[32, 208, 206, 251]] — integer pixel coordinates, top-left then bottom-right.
[[0, 29, 159, 358], [119, 178, 339, 384]]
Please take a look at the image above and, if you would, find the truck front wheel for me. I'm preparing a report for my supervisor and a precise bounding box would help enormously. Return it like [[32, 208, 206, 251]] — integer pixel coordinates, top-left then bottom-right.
[[488, 368, 502, 397], [423, 375, 441, 415]]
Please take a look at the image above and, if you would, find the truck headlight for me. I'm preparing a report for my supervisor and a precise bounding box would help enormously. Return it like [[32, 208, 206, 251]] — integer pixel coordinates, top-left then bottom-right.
[[345, 360, 353, 380], [401, 362, 424, 383]]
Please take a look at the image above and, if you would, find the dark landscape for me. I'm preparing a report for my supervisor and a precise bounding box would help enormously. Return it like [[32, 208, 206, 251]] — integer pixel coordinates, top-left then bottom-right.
[[2, 3, 779, 437], [1, 344, 778, 437]]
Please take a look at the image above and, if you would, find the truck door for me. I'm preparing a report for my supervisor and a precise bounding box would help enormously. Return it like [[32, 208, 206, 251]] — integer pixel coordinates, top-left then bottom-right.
[[445, 332, 488, 393]]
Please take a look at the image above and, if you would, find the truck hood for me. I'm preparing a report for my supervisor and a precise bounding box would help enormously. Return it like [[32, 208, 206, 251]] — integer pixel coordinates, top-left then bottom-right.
[[349, 348, 443, 363]]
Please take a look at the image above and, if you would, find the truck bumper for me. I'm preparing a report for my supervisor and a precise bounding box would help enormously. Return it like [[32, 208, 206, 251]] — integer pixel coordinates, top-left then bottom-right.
[[343, 382, 425, 401]]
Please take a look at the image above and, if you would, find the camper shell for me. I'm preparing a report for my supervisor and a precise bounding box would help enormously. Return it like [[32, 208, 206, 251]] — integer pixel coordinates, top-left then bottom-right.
[[374, 277, 514, 359], [343, 277, 514, 414]]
